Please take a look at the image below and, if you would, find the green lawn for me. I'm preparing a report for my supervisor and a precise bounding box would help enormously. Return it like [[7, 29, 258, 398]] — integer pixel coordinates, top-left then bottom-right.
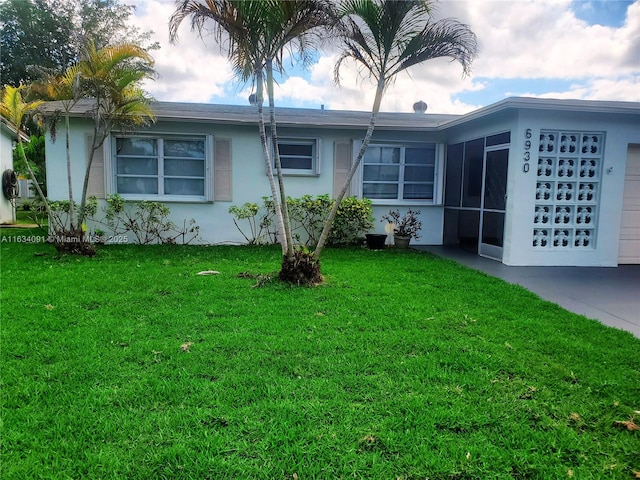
[[1, 231, 639, 479]]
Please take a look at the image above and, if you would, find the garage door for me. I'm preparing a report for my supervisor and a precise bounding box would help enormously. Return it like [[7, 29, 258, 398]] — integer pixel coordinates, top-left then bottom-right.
[[618, 144, 640, 264]]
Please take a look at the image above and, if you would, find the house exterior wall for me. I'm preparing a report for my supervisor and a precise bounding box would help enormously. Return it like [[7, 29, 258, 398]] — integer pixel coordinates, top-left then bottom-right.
[[44, 100, 639, 266], [45, 118, 448, 246], [444, 108, 640, 266], [506, 109, 640, 266], [1, 124, 16, 224]]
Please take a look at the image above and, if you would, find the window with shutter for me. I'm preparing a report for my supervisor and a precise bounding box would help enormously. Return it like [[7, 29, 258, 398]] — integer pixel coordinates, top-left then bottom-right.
[[111, 134, 216, 202]]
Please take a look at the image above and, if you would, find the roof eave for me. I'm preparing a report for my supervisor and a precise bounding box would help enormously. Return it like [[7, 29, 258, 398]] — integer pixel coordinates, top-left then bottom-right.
[[149, 112, 443, 131], [0, 116, 29, 142], [441, 96, 640, 129]]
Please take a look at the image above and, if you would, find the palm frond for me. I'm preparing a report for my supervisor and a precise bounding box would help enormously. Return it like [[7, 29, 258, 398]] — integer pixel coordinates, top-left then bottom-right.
[[335, 0, 477, 87], [394, 18, 478, 77], [1, 85, 44, 130]]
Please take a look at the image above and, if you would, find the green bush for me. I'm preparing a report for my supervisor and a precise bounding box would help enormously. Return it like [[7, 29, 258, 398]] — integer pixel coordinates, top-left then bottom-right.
[[229, 194, 373, 247], [330, 196, 374, 246], [228, 199, 276, 245], [101, 194, 200, 245]]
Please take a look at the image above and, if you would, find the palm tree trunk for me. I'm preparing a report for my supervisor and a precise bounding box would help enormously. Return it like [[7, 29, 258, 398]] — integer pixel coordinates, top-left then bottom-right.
[[266, 60, 294, 258], [18, 137, 59, 230], [313, 80, 385, 261], [65, 113, 77, 233], [256, 68, 288, 255], [79, 126, 100, 229]]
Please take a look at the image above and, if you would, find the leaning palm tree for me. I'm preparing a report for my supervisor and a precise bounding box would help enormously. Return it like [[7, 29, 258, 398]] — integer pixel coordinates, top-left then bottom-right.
[[76, 41, 156, 226], [170, 0, 335, 283], [0, 85, 56, 225], [257, 0, 335, 270], [312, 0, 478, 261]]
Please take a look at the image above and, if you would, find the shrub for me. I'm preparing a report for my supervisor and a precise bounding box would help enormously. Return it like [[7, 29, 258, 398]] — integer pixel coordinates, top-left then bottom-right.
[[101, 194, 200, 245], [228, 199, 277, 245], [381, 208, 422, 239], [228, 195, 373, 247], [45, 197, 99, 256], [287, 194, 332, 246], [330, 196, 374, 246]]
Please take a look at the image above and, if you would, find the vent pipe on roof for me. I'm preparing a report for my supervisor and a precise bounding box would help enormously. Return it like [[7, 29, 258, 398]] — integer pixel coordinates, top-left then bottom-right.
[[413, 100, 428, 113]]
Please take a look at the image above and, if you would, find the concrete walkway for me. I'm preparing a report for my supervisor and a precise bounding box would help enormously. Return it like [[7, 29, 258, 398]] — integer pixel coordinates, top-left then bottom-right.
[[418, 246, 640, 338]]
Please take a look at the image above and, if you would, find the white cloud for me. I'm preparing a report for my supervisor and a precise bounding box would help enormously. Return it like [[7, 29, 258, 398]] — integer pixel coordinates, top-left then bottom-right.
[[131, 0, 234, 103], [523, 74, 640, 102], [270, 53, 482, 114], [441, 0, 640, 80], [129, 0, 640, 113]]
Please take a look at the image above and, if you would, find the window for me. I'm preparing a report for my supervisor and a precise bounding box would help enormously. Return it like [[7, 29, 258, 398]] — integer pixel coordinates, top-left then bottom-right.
[[274, 138, 319, 175], [362, 144, 436, 201], [114, 135, 208, 200]]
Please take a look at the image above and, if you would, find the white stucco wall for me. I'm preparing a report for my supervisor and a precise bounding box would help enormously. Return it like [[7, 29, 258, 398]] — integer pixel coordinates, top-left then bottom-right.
[[45, 118, 448, 246], [1, 123, 16, 224], [45, 101, 639, 264], [505, 109, 640, 266], [444, 107, 640, 266]]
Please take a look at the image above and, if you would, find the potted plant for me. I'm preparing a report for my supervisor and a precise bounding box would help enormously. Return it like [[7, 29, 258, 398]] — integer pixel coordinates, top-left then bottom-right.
[[381, 209, 422, 249]]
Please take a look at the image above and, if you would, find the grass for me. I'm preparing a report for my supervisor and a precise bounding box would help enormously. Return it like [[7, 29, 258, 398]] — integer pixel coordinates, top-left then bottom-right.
[[1, 230, 639, 479], [11, 203, 47, 226]]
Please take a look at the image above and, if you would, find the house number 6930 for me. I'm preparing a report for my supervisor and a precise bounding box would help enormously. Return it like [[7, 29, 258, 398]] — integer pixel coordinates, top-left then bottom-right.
[[523, 129, 532, 173]]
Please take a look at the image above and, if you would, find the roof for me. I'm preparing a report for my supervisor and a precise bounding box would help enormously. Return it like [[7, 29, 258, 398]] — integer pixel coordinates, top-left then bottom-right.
[[443, 97, 640, 129], [0, 116, 29, 142], [41, 99, 459, 131], [151, 101, 460, 130], [40, 97, 640, 132]]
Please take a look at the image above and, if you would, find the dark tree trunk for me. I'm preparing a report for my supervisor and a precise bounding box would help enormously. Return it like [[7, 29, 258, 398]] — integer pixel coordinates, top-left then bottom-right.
[[52, 228, 96, 257], [279, 250, 322, 286]]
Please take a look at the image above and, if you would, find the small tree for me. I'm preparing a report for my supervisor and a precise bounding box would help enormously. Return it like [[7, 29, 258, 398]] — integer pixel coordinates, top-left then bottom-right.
[[29, 41, 155, 255], [75, 41, 156, 227], [31, 65, 83, 235]]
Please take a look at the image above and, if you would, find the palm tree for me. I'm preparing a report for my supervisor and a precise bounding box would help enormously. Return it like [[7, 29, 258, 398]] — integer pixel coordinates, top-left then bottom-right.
[[31, 65, 83, 234], [0, 85, 56, 225], [75, 41, 156, 225], [25, 42, 154, 254], [312, 0, 478, 261], [169, 0, 334, 273], [257, 0, 336, 266], [170, 0, 290, 256]]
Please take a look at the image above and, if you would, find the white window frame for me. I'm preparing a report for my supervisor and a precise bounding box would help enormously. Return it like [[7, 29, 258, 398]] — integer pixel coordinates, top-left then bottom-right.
[[269, 137, 321, 176], [357, 141, 443, 205], [107, 133, 214, 202]]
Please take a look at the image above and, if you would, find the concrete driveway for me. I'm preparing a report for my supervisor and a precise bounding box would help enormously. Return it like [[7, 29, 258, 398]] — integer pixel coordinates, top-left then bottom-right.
[[418, 246, 640, 338]]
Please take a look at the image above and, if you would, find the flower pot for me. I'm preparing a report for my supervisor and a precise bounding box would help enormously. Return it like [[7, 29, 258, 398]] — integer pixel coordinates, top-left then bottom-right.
[[393, 234, 411, 249], [365, 233, 387, 250]]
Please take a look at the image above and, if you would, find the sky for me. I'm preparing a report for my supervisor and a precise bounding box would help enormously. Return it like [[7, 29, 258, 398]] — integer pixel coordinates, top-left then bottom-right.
[[130, 0, 640, 114]]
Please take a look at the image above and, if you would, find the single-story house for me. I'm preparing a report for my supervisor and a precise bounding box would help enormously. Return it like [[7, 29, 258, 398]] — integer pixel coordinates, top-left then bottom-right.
[[43, 97, 640, 266]]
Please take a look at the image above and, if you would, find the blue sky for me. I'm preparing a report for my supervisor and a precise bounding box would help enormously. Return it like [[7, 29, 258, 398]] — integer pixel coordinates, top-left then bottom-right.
[[133, 0, 639, 114], [571, 0, 632, 26]]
